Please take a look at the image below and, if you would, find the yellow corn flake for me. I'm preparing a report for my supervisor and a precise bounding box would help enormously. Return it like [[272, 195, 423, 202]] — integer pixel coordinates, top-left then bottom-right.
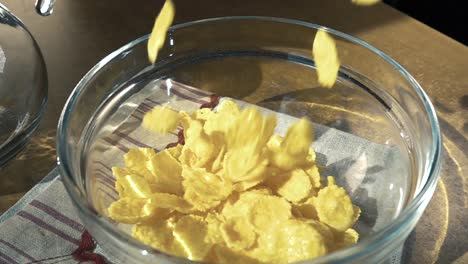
[[304, 164, 322, 189], [283, 118, 314, 157], [353, 205, 362, 224], [146, 148, 183, 195], [307, 220, 336, 251], [147, 0, 175, 64], [224, 149, 268, 183], [244, 235, 274, 263], [221, 192, 255, 219], [173, 215, 212, 260], [112, 167, 131, 196], [132, 218, 186, 257], [278, 220, 328, 262], [210, 145, 226, 173], [143, 105, 179, 133], [180, 120, 217, 168], [334, 228, 359, 250], [114, 173, 153, 198], [182, 167, 232, 211], [306, 146, 317, 163], [226, 107, 276, 152], [269, 118, 313, 170], [108, 99, 361, 263], [313, 29, 340, 88], [250, 219, 327, 263], [111, 167, 131, 178], [274, 169, 313, 203], [223, 107, 275, 183], [315, 176, 359, 231], [108, 198, 151, 224], [266, 134, 282, 150], [217, 99, 241, 114], [205, 213, 225, 244], [179, 111, 193, 131], [151, 192, 193, 214], [207, 244, 261, 264], [292, 196, 318, 220], [192, 107, 214, 122], [248, 185, 274, 195], [166, 144, 183, 159], [123, 148, 157, 182], [221, 217, 256, 251], [232, 178, 265, 192], [204, 100, 240, 136], [351, 0, 381, 6], [247, 193, 292, 231]]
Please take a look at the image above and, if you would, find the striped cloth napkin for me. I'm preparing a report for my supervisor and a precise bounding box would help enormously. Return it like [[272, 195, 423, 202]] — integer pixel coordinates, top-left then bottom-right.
[[0, 81, 403, 264]]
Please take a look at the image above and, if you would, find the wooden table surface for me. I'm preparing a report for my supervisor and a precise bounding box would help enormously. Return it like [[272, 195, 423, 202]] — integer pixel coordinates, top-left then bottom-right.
[[0, 0, 467, 263]]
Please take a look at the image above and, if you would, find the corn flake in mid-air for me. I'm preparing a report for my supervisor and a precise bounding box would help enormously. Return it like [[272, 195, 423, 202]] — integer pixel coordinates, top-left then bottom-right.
[[147, 0, 175, 64], [312, 29, 340, 88], [143, 105, 180, 134], [351, 0, 381, 6]]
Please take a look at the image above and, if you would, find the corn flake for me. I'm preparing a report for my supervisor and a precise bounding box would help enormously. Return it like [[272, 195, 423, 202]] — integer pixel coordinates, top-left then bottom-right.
[[147, 0, 175, 64], [292, 196, 318, 220], [173, 215, 212, 260], [315, 176, 359, 231], [151, 193, 193, 214], [123, 148, 157, 182], [204, 100, 240, 136], [182, 167, 232, 211], [166, 144, 183, 159], [205, 213, 225, 244], [276, 220, 328, 262], [142, 105, 179, 133], [335, 228, 359, 250], [221, 217, 257, 251], [180, 120, 217, 168], [246, 193, 292, 231], [304, 164, 322, 189], [312, 29, 340, 88], [146, 148, 183, 195], [207, 244, 261, 264], [351, 0, 381, 6], [275, 169, 313, 203], [269, 118, 313, 170], [108, 198, 151, 224], [114, 173, 152, 198], [132, 218, 186, 257], [250, 219, 327, 263]]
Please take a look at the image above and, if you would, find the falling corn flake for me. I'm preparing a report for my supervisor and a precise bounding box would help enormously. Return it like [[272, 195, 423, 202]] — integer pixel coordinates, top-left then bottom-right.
[[142, 105, 179, 134], [312, 29, 340, 88], [108, 100, 361, 263], [351, 0, 381, 6], [147, 0, 175, 64]]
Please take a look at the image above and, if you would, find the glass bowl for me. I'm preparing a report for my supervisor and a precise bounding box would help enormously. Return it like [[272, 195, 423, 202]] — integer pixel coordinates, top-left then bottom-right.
[[0, 4, 48, 167], [57, 17, 442, 264]]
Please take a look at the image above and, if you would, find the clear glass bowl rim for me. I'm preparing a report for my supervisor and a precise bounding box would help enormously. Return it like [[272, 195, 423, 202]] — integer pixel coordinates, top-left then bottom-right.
[[57, 16, 443, 263]]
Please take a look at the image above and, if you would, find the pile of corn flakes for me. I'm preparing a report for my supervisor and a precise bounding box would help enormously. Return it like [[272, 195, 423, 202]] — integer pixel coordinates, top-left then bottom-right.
[[107, 100, 361, 263]]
